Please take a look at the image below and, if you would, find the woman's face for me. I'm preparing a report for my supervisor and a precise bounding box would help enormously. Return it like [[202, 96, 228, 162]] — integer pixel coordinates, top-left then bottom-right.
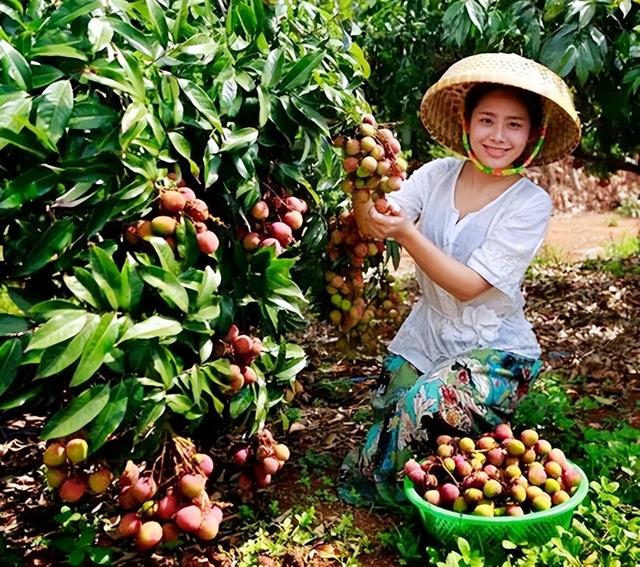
[[467, 89, 533, 170]]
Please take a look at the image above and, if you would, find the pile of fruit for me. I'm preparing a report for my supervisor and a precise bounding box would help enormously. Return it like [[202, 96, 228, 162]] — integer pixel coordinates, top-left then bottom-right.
[[239, 191, 309, 256], [231, 428, 290, 498], [115, 436, 221, 550], [43, 436, 112, 502], [124, 173, 220, 256], [404, 424, 583, 517]]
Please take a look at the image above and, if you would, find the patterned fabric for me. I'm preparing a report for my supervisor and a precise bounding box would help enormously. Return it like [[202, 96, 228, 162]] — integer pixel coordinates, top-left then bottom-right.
[[337, 349, 541, 510]]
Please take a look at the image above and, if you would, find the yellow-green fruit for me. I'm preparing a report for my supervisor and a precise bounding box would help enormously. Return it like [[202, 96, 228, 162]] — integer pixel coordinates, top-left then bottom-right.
[[45, 467, 67, 488], [43, 442, 66, 467], [532, 493, 552, 511], [151, 215, 177, 236], [65, 438, 89, 464], [472, 503, 494, 517], [88, 468, 113, 493]]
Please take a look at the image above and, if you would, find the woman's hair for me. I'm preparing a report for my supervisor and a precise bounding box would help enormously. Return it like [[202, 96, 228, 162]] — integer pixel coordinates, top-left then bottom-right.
[[464, 83, 543, 131]]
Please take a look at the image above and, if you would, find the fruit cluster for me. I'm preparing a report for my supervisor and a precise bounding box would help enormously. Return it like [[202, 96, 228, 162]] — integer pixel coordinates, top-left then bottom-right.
[[405, 423, 583, 517], [116, 436, 222, 551], [43, 436, 113, 503], [124, 173, 220, 255], [213, 324, 263, 391], [324, 211, 407, 353], [336, 114, 407, 210], [231, 428, 290, 498], [239, 191, 308, 256]]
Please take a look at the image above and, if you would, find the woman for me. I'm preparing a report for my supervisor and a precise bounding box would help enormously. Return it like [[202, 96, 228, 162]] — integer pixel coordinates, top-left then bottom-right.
[[338, 53, 581, 509]]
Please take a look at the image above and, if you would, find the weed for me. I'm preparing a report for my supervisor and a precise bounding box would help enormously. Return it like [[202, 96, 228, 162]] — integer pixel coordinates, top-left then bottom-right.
[[532, 244, 570, 266]]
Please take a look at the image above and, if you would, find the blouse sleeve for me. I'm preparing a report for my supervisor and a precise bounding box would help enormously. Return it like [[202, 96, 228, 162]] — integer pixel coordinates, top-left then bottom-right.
[[466, 189, 552, 300], [387, 158, 456, 222]]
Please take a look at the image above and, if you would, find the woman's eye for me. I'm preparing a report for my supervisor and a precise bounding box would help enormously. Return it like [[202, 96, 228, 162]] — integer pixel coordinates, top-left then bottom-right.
[[509, 122, 523, 129]]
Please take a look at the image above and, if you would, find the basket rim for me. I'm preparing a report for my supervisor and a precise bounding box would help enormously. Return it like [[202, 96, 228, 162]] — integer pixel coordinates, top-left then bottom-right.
[[403, 460, 589, 525]]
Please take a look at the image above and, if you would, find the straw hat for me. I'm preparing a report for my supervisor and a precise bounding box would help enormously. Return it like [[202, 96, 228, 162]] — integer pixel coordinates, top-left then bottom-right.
[[420, 53, 581, 166]]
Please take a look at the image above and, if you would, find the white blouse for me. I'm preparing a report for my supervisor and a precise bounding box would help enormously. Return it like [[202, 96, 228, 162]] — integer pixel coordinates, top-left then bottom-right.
[[387, 157, 552, 374]]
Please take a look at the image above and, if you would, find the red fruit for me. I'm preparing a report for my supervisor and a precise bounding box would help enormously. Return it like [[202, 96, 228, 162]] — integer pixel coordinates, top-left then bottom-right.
[[285, 196, 307, 213], [254, 472, 271, 488], [119, 460, 140, 487], [131, 476, 158, 502], [136, 521, 163, 551], [233, 444, 250, 466], [175, 505, 203, 533], [88, 468, 113, 493], [269, 221, 293, 246], [242, 232, 261, 251], [137, 220, 153, 238], [194, 453, 214, 477], [118, 486, 139, 510], [283, 210, 303, 230], [197, 230, 219, 254], [343, 157, 359, 173], [493, 423, 513, 441], [262, 457, 279, 475], [118, 512, 142, 538], [547, 448, 568, 467], [438, 483, 460, 506], [250, 200, 269, 220], [233, 335, 253, 355], [562, 467, 581, 488], [162, 522, 180, 543], [260, 237, 283, 255], [185, 199, 209, 222], [160, 190, 187, 213], [194, 221, 207, 233], [59, 478, 86, 502], [178, 186, 197, 201], [362, 113, 376, 125], [179, 473, 207, 499], [196, 509, 221, 541], [43, 442, 66, 467], [243, 366, 257, 385], [156, 492, 179, 520], [65, 438, 89, 464]]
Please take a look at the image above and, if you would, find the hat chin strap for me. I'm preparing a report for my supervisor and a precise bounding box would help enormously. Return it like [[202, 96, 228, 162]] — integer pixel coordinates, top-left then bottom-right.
[[461, 116, 548, 176]]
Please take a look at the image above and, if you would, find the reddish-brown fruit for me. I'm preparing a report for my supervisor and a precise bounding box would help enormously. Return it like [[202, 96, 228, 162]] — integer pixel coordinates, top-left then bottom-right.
[[43, 442, 67, 467], [125, 224, 139, 245], [374, 198, 390, 214], [197, 230, 219, 254], [194, 221, 207, 233], [179, 473, 207, 500], [262, 457, 279, 475], [269, 222, 293, 246], [194, 453, 214, 477], [285, 196, 307, 213], [225, 324, 240, 342], [120, 460, 140, 487], [243, 366, 258, 384], [196, 509, 220, 541], [136, 521, 163, 551], [493, 423, 513, 441], [185, 199, 209, 221], [151, 215, 177, 236], [160, 190, 187, 213], [233, 444, 250, 466], [162, 522, 180, 543], [131, 476, 158, 502], [242, 232, 261, 251], [260, 237, 283, 255], [283, 210, 303, 230], [118, 486, 139, 510], [118, 512, 142, 538], [88, 468, 113, 493], [175, 505, 203, 533], [59, 478, 86, 502], [251, 338, 263, 355], [137, 220, 153, 238], [65, 438, 89, 464], [233, 335, 253, 355], [156, 492, 179, 520]]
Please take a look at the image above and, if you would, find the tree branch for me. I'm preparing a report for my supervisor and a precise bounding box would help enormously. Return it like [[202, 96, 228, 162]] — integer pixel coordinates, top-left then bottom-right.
[[573, 148, 640, 176]]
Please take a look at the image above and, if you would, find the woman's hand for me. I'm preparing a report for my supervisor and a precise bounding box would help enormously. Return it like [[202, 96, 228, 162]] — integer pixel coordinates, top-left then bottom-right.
[[366, 204, 414, 243]]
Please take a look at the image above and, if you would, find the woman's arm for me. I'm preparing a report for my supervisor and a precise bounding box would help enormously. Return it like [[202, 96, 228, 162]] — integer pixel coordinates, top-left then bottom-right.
[[365, 207, 492, 302]]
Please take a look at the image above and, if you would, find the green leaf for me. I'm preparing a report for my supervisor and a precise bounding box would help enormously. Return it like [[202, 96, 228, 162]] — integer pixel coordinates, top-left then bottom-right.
[[0, 338, 22, 397], [68, 97, 118, 130], [114, 47, 145, 101], [16, 219, 74, 276], [31, 44, 88, 61], [219, 78, 237, 115], [48, 0, 101, 27], [0, 127, 47, 159], [69, 312, 120, 387], [196, 266, 221, 307], [87, 17, 114, 53], [41, 384, 111, 439], [107, 17, 155, 57], [348, 42, 370, 79], [35, 80, 73, 145], [27, 312, 88, 352], [0, 39, 31, 90], [262, 48, 283, 87], [118, 315, 182, 343], [86, 379, 130, 450], [119, 255, 143, 312], [177, 78, 222, 130], [230, 387, 253, 418], [168, 131, 199, 176], [89, 245, 124, 309], [279, 51, 324, 91], [220, 127, 258, 152], [0, 315, 28, 336], [31, 64, 66, 89], [256, 86, 271, 127], [64, 270, 103, 309], [175, 219, 200, 268], [36, 316, 98, 379], [146, 0, 169, 45]]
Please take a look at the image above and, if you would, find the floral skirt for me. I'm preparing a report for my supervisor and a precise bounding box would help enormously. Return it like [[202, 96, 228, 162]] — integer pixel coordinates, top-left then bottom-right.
[[337, 349, 541, 510]]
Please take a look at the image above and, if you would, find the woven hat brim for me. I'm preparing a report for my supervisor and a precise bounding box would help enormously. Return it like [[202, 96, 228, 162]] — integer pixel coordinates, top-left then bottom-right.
[[420, 54, 581, 166]]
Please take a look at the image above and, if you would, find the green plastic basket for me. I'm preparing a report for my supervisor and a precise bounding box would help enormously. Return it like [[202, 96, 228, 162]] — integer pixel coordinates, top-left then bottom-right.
[[404, 462, 589, 549]]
